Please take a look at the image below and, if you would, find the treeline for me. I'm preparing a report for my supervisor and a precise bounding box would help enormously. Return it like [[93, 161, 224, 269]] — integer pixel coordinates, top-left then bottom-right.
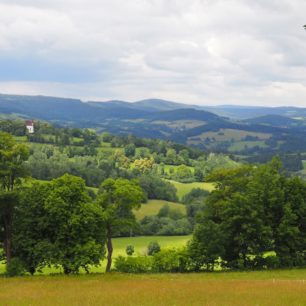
[[115, 159, 306, 273]]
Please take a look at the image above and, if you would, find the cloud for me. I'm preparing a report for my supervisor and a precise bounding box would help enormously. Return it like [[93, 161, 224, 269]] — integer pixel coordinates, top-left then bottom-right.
[[0, 0, 306, 106]]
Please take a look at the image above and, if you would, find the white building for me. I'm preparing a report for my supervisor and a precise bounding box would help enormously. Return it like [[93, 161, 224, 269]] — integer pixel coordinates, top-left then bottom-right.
[[26, 120, 34, 133]]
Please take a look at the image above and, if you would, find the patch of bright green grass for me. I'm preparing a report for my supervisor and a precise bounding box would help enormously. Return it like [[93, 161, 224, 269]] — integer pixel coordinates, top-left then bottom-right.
[[134, 200, 186, 220], [167, 180, 215, 200]]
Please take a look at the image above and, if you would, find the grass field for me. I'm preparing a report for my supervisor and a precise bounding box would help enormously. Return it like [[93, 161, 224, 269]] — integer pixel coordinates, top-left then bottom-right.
[[188, 129, 271, 144], [167, 180, 215, 200], [228, 140, 268, 152], [0, 270, 305, 305], [112, 235, 191, 257], [134, 200, 186, 220]]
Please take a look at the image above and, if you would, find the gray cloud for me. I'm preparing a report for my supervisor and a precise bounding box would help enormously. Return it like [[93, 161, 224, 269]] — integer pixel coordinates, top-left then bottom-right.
[[0, 0, 306, 106]]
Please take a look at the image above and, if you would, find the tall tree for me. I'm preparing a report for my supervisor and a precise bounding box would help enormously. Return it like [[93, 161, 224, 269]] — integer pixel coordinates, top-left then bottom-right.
[[97, 178, 144, 272], [13, 175, 107, 274], [0, 132, 29, 263], [45, 174, 106, 274]]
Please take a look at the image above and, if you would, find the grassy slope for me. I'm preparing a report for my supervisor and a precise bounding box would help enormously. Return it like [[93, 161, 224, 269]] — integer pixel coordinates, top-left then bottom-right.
[[0, 270, 305, 306], [134, 200, 186, 220], [167, 180, 215, 200], [228, 140, 268, 152]]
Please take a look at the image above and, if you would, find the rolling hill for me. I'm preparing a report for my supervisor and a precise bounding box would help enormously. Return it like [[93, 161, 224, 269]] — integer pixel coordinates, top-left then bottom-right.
[[2, 93, 306, 159]]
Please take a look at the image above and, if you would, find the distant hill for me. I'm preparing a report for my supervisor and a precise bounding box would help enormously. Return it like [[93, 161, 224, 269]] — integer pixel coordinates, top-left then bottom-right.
[[244, 114, 303, 127], [145, 108, 223, 122], [2, 93, 306, 157], [201, 105, 306, 120]]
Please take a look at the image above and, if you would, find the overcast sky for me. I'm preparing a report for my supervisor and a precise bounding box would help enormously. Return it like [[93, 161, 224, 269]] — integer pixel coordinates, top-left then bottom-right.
[[0, 0, 306, 106]]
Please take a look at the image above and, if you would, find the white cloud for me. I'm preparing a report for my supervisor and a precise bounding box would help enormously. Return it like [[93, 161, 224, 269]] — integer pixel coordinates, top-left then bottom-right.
[[0, 0, 306, 106]]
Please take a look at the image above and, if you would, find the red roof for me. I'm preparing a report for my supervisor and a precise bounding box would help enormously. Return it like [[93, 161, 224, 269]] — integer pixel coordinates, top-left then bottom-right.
[[25, 120, 34, 126]]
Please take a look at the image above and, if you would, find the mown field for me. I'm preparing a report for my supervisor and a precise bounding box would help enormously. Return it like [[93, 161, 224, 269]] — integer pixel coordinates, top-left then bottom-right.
[[0, 270, 305, 306]]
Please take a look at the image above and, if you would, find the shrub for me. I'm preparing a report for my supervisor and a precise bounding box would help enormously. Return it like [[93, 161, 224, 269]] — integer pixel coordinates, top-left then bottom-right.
[[6, 258, 26, 277], [152, 249, 189, 273], [126, 245, 135, 256], [264, 255, 281, 269], [138, 175, 178, 202], [147, 241, 161, 256], [114, 256, 153, 273]]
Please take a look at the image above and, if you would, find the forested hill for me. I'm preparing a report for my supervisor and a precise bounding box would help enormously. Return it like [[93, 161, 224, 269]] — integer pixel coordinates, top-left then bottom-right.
[[2, 93, 306, 162]]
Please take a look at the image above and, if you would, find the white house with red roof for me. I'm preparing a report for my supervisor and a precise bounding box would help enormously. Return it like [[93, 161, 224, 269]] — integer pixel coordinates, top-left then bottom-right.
[[25, 120, 34, 134]]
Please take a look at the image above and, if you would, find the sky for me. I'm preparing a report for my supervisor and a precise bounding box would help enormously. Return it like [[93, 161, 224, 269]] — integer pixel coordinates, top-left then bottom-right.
[[0, 0, 306, 106]]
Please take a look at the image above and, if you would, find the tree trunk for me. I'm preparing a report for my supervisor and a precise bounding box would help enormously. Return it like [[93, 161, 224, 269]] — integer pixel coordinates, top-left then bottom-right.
[[3, 210, 13, 264], [63, 266, 71, 275], [105, 224, 113, 272]]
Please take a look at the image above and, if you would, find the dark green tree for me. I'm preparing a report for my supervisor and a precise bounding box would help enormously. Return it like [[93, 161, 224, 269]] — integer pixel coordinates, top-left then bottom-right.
[[124, 144, 136, 157], [188, 219, 225, 271], [0, 132, 29, 263]]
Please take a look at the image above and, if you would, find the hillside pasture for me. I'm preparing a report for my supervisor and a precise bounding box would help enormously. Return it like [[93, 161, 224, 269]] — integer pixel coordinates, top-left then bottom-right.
[[0, 270, 305, 306], [134, 200, 186, 220], [188, 128, 271, 145], [152, 119, 206, 129], [167, 180, 215, 200], [228, 140, 268, 152]]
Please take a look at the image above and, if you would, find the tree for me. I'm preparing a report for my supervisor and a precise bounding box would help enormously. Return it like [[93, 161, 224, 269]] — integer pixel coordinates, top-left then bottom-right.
[[14, 175, 107, 274], [45, 174, 106, 274], [132, 158, 154, 173], [97, 178, 144, 272], [12, 183, 51, 274], [175, 165, 193, 182], [191, 158, 306, 270], [124, 144, 136, 157], [126, 245, 134, 256], [147, 241, 161, 255], [138, 175, 178, 202], [188, 219, 225, 271], [0, 132, 29, 263]]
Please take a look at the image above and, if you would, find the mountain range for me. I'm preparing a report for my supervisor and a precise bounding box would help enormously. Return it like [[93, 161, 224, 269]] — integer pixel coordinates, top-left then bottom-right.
[[1, 93, 306, 158]]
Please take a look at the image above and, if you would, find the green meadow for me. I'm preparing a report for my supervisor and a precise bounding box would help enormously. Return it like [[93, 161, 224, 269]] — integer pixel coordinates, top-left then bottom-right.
[[134, 200, 186, 220], [166, 180, 215, 200]]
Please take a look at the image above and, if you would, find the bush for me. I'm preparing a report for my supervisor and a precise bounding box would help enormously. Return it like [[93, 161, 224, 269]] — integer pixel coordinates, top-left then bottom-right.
[[182, 188, 210, 205], [147, 241, 161, 256], [139, 216, 192, 236], [138, 175, 178, 202], [152, 249, 189, 273], [114, 256, 153, 273], [126, 245, 135, 256], [115, 249, 191, 273], [6, 258, 26, 277], [264, 255, 281, 269]]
